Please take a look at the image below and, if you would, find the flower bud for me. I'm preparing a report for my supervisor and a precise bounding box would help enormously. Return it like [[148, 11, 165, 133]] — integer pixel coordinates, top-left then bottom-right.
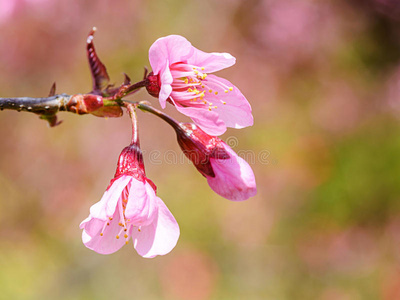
[[67, 94, 123, 117], [175, 123, 256, 201]]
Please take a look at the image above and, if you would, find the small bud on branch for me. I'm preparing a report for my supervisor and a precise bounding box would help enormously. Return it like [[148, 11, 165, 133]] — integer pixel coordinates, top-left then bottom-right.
[[0, 28, 147, 125]]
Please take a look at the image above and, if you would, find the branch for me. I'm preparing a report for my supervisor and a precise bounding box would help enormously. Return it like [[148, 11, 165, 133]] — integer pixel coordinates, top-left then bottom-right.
[[0, 28, 148, 126], [0, 93, 124, 126], [0, 94, 71, 114]]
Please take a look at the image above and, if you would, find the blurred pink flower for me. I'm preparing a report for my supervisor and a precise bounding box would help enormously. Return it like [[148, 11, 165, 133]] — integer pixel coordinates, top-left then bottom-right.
[[176, 123, 257, 201], [80, 146, 179, 258], [0, 0, 53, 24], [250, 0, 341, 71], [0, 0, 18, 23], [147, 35, 253, 136]]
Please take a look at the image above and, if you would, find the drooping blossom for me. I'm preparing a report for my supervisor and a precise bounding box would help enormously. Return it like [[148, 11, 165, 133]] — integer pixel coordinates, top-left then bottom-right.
[[175, 122, 257, 201], [80, 145, 180, 257], [146, 35, 253, 136]]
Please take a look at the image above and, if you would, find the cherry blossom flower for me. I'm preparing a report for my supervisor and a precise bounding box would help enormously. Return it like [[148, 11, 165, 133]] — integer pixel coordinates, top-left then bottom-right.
[[147, 35, 253, 136], [176, 123, 257, 201], [80, 145, 180, 257]]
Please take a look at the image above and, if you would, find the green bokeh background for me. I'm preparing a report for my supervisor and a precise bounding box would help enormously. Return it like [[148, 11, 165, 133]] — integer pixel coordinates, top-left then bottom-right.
[[1, 0, 400, 299]]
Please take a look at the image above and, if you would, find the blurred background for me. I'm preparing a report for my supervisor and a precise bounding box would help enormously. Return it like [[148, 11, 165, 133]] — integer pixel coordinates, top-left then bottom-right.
[[1, 0, 400, 299]]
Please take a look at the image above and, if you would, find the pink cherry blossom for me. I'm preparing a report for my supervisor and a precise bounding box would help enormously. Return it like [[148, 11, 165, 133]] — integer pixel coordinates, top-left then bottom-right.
[[147, 35, 254, 136], [80, 146, 179, 257], [176, 123, 257, 201]]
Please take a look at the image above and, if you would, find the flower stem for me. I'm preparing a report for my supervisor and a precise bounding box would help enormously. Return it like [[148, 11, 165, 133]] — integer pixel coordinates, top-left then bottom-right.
[[125, 103, 139, 146], [124, 80, 147, 96], [136, 101, 180, 131]]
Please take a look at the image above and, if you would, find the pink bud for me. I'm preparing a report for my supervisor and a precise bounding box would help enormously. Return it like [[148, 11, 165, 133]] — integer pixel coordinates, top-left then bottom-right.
[[175, 123, 256, 201]]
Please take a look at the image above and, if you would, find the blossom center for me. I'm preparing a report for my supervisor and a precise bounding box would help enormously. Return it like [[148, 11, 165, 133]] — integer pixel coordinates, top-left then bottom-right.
[[99, 189, 142, 245], [170, 63, 234, 111]]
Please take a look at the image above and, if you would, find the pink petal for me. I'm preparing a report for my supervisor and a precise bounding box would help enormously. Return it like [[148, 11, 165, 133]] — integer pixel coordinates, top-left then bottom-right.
[[89, 175, 132, 220], [187, 48, 236, 73], [149, 35, 193, 75], [158, 63, 173, 108], [81, 208, 127, 254], [125, 180, 158, 226], [207, 143, 257, 201], [131, 197, 180, 258], [204, 75, 253, 129], [80, 215, 102, 234], [170, 98, 227, 136]]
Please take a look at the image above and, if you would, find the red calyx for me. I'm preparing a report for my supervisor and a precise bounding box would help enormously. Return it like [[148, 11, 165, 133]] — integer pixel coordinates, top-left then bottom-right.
[[114, 145, 145, 180], [112, 145, 157, 192], [145, 72, 161, 98], [176, 123, 230, 178]]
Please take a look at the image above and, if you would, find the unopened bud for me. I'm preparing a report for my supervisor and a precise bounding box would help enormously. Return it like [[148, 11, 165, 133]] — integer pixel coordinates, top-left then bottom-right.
[[67, 94, 122, 117], [67, 94, 103, 115]]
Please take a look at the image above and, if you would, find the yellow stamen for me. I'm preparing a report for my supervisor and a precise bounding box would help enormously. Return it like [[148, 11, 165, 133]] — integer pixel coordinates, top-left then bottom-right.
[[116, 235, 120, 239], [228, 87, 233, 91], [124, 234, 128, 238], [222, 101, 226, 105], [100, 233, 103, 236], [215, 91, 218, 95]]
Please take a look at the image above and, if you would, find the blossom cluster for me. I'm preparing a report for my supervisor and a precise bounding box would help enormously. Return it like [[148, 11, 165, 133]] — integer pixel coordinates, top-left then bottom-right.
[[80, 35, 257, 257]]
